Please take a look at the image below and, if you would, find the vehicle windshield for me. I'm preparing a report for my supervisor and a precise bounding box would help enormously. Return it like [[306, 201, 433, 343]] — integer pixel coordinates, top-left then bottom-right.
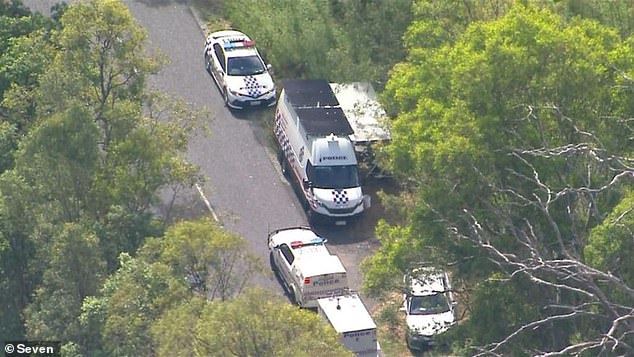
[[309, 165, 359, 189], [227, 55, 265, 76], [408, 293, 450, 315]]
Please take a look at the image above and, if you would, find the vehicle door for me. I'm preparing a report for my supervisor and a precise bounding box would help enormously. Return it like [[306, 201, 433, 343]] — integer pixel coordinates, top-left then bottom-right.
[[275, 243, 296, 289], [211, 43, 226, 87]]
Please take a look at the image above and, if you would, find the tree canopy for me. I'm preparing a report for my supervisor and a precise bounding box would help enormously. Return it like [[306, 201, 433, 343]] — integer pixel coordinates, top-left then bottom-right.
[[365, 2, 634, 355]]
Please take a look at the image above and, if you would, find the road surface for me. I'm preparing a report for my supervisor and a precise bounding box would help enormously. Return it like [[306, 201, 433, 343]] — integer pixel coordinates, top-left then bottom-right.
[[22, 0, 382, 305]]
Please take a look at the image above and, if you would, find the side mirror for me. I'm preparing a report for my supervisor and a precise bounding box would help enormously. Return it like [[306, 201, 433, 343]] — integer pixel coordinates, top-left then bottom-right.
[[266, 63, 273, 71], [399, 306, 406, 313], [302, 179, 311, 190]]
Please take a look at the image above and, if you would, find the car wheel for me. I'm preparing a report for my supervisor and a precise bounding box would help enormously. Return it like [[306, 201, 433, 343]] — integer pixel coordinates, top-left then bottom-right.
[[290, 284, 300, 306], [305, 208, 319, 227], [280, 154, 290, 178], [269, 252, 277, 272], [223, 87, 230, 107]]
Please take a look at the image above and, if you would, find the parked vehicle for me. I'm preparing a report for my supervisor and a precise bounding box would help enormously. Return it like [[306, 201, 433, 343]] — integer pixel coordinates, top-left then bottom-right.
[[204, 30, 276, 109], [317, 293, 381, 357], [402, 268, 457, 350], [268, 226, 349, 308], [274, 79, 371, 225]]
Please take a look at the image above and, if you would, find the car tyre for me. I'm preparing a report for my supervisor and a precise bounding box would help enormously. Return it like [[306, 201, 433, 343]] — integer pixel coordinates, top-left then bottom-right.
[[280, 153, 290, 178], [204, 56, 211, 74], [223, 87, 230, 107], [289, 284, 300, 306]]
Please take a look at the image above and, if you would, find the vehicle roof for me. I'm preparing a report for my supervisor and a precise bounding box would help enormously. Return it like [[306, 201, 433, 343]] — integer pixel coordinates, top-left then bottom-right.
[[207, 30, 260, 59], [311, 135, 357, 166], [283, 79, 340, 107], [408, 270, 450, 296], [208, 30, 250, 41], [296, 254, 347, 277], [295, 107, 353, 136], [318, 294, 376, 333], [269, 227, 323, 246], [224, 48, 260, 59]]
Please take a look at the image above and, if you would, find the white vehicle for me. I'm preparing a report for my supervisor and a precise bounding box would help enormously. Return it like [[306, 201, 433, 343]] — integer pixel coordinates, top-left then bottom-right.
[[274, 79, 371, 225], [402, 268, 457, 350], [204, 30, 276, 109], [268, 226, 349, 308], [317, 293, 381, 357]]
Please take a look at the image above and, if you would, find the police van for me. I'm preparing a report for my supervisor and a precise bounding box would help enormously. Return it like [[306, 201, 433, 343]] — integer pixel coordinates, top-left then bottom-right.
[[274, 79, 371, 225], [268, 226, 349, 308], [317, 293, 381, 356]]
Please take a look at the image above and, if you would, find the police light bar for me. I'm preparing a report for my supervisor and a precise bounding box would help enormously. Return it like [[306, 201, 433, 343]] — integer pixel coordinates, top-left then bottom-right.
[[290, 237, 326, 249], [222, 38, 256, 50]]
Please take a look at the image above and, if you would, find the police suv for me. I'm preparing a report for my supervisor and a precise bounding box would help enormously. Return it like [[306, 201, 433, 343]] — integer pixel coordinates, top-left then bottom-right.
[[204, 30, 276, 109], [268, 226, 349, 308], [402, 268, 457, 350]]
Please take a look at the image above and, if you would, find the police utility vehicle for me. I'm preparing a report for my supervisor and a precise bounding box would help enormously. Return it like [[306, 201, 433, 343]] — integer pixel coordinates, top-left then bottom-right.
[[274, 79, 371, 225], [204, 30, 276, 109], [268, 226, 349, 308]]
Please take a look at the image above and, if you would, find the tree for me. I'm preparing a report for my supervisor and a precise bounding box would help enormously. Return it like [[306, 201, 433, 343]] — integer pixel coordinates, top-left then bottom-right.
[[15, 104, 100, 222], [0, 0, 58, 171], [23, 223, 106, 345], [0, 0, 208, 346], [192, 288, 353, 357], [80, 253, 189, 357], [158, 217, 260, 300], [367, 3, 634, 355], [36, 0, 162, 143], [151, 296, 206, 357], [78, 217, 261, 356]]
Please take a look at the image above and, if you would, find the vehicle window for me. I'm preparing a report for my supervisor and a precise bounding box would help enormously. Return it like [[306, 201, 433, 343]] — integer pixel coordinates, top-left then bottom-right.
[[279, 244, 295, 265], [408, 293, 451, 315], [213, 44, 225, 72], [307, 164, 359, 189], [226, 55, 265, 76]]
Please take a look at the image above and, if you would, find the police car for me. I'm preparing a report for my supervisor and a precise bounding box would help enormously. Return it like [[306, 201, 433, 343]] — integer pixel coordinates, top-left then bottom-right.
[[204, 30, 276, 109], [401, 268, 457, 350]]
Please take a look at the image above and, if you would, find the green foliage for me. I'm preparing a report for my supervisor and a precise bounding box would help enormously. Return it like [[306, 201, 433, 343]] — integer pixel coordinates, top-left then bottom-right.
[[223, 0, 411, 85], [447, 273, 546, 354], [151, 297, 205, 357], [79, 217, 261, 356], [0, 2, 57, 164], [371, 2, 634, 354], [81, 252, 189, 357], [0, 121, 17, 172], [15, 104, 100, 222], [23, 223, 106, 343], [586, 190, 634, 287], [0, 0, 207, 348], [193, 288, 353, 357], [224, 0, 339, 79], [158, 217, 261, 300], [361, 220, 415, 297]]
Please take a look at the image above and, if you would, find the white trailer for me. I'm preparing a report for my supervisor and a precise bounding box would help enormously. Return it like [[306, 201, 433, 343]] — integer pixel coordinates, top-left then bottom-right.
[[318, 293, 381, 357], [274, 79, 371, 225]]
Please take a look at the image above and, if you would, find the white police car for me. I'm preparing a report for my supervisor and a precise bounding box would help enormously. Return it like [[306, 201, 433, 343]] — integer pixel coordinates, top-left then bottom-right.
[[402, 268, 457, 350], [204, 30, 276, 109]]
